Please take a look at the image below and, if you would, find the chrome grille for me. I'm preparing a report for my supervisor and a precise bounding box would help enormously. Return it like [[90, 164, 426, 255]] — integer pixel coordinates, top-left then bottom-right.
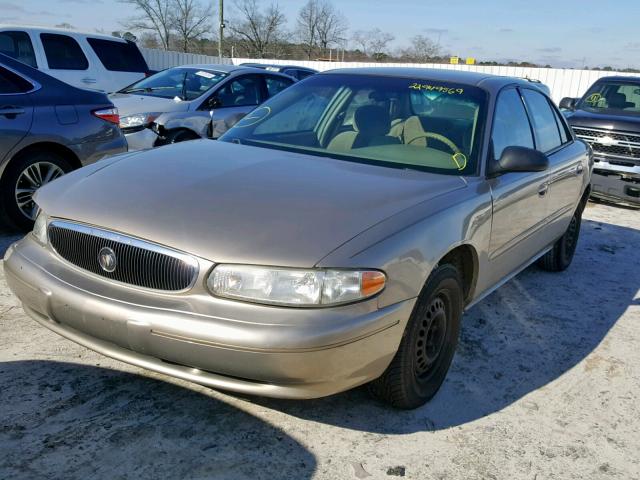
[[48, 221, 199, 291], [572, 126, 640, 163]]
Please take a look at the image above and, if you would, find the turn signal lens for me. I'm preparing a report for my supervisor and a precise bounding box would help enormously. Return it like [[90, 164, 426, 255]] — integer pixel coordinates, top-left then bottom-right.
[[361, 271, 386, 297]]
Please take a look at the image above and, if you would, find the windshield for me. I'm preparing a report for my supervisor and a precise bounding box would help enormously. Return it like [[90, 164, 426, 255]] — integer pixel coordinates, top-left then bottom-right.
[[121, 67, 227, 100], [578, 81, 640, 116], [219, 74, 487, 175]]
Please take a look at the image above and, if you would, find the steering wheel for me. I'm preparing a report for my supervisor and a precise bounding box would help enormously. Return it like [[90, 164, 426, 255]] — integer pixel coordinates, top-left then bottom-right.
[[407, 132, 461, 154]]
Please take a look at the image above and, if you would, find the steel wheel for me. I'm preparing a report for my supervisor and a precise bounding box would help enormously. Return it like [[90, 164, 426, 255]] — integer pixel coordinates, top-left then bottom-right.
[[15, 161, 65, 220], [414, 295, 448, 378]]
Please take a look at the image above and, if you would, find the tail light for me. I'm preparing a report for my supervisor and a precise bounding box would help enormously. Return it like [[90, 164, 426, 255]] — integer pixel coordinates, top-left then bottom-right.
[[92, 107, 120, 125]]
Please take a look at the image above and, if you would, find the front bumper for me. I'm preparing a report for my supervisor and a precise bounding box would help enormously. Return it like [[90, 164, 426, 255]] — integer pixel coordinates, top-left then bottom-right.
[[124, 128, 159, 152], [591, 159, 640, 206], [3, 236, 413, 399]]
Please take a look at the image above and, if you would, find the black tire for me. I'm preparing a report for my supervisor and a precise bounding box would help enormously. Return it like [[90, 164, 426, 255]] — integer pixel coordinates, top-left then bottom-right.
[[368, 264, 464, 409], [164, 129, 200, 144], [537, 204, 583, 272], [0, 151, 73, 230]]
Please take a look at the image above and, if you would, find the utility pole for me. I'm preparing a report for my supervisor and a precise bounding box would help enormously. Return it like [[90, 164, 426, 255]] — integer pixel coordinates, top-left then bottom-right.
[[218, 0, 224, 62]]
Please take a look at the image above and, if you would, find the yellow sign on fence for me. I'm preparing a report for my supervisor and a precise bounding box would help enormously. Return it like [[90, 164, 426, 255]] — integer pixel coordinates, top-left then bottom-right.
[[466, 57, 476, 65], [450, 56, 459, 65]]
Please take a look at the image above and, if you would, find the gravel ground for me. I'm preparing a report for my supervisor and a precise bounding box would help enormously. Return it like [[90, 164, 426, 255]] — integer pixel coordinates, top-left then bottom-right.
[[1, 202, 639, 480]]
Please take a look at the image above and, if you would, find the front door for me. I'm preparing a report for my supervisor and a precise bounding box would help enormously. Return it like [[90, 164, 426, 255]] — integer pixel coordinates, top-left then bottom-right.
[[487, 87, 550, 286]]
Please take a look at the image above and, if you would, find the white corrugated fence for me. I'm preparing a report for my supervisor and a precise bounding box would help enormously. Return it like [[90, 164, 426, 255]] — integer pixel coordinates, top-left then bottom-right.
[[141, 48, 637, 103]]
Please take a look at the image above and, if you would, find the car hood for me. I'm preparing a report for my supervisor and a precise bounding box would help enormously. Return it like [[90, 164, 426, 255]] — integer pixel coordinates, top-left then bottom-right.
[[36, 141, 467, 267], [109, 93, 189, 117], [566, 108, 640, 132]]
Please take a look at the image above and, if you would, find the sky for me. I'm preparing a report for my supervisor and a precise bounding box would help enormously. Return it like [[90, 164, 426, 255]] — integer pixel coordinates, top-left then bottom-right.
[[2, 0, 639, 69]]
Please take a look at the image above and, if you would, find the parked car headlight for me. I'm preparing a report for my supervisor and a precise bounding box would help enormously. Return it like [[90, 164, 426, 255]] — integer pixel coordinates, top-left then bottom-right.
[[32, 209, 48, 245], [207, 265, 386, 307], [119, 113, 160, 130]]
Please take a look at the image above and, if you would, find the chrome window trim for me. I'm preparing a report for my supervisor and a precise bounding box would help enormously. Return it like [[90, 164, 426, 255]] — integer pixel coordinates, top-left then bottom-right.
[[47, 220, 201, 293], [0, 63, 42, 96]]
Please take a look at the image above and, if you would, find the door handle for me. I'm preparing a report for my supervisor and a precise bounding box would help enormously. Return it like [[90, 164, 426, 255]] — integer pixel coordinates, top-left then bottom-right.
[[538, 183, 549, 196], [82, 78, 97, 84], [0, 106, 25, 117]]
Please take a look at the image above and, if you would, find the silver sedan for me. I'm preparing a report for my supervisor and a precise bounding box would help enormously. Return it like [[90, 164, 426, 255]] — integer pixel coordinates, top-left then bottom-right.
[[4, 68, 591, 409]]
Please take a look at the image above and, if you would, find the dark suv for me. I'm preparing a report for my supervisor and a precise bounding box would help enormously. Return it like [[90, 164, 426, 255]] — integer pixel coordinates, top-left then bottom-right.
[[561, 76, 640, 206]]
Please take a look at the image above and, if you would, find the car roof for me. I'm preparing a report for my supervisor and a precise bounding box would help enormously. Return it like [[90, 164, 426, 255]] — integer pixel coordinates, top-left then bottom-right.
[[320, 67, 544, 93], [0, 24, 127, 42], [241, 63, 317, 72], [175, 64, 292, 76], [592, 75, 640, 83]]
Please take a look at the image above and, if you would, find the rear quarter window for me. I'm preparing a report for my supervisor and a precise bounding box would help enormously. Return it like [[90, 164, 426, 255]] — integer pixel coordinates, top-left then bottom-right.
[[40, 33, 88, 70], [0, 66, 33, 94], [0, 31, 37, 68], [87, 38, 148, 73]]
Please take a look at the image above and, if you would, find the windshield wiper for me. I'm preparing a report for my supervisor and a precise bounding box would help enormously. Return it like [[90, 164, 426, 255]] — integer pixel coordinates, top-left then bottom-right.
[[121, 86, 178, 95]]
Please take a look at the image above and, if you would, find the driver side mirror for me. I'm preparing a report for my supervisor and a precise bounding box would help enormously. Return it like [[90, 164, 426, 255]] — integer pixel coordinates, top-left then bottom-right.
[[488, 146, 549, 177], [559, 97, 578, 110]]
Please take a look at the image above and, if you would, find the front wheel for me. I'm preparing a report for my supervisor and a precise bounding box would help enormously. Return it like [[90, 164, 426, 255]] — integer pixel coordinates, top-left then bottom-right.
[[537, 205, 583, 272], [368, 264, 463, 409], [0, 151, 72, 230]]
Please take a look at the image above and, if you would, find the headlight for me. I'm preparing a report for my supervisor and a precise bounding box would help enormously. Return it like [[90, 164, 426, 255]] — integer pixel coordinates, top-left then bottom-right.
[[32, 210, 48, 245], [119, 112, 160, 129], [208, 265, 386, 307]]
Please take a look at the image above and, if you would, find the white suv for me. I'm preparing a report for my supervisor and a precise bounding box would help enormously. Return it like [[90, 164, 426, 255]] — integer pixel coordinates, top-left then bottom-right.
[[0, 25, 151, 93]]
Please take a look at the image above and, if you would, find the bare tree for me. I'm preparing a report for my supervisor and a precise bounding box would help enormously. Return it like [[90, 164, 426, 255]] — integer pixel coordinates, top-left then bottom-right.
[[315, 1, 347, 55], [352, 28, 394, 59], [170, 0, 212, 52], [296, 0, 320, 60], [399, 35, 441, 62], [228, 0, 288, 58], [121, 0, 173, 50]]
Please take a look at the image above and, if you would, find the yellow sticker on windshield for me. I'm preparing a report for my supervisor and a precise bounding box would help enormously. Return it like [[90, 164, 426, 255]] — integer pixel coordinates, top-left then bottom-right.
[[586, 93, 602, 105], [452, 152, 467, 170], [409, 83, 464, 95]]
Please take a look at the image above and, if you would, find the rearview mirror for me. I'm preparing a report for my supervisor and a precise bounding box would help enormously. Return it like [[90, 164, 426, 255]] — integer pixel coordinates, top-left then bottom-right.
[[559, 97, 578, 110], [489, 146, 549, 176]]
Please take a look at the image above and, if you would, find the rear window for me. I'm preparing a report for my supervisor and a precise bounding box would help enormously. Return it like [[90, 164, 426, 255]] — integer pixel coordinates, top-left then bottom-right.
[[40, 33, 88, 70], [0, 31, 37, 68], [0, 66, 33, 94], [87, 38, 148, 73]]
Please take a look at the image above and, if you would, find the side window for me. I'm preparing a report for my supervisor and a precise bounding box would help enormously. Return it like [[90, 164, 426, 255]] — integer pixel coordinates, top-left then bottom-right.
[[265, 76, 292, 97], [491, 88, 534, 159], [551, 105, 570, 144], [254, 91, 331, 134], [40, 34, 89, 70], [0, 31, 37, 68], [297, 70, 314, 80], [87, 38, 148, 72], [521, 89, 562, 153], [216, 75, 262, 107], [0, 66, 33, 94]]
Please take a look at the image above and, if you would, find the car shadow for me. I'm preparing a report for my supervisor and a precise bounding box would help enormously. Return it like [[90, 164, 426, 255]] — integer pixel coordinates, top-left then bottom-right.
[[0, 226, 23, 258], [0, 361, 316, 479], [241, 218, 640, 433]]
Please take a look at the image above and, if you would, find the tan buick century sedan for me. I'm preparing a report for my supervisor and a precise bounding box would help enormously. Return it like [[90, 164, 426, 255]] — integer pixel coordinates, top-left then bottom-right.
[[4, 69, 592, 409]]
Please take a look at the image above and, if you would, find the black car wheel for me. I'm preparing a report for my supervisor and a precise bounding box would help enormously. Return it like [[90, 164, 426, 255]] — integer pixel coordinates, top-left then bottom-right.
[[1, 151, 72, 230], [537, 204, 583, 272], [369, 264, 463, 409]]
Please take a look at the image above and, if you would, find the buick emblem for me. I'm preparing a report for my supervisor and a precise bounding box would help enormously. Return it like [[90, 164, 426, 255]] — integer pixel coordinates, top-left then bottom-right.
[[98, 247, 117, 273]]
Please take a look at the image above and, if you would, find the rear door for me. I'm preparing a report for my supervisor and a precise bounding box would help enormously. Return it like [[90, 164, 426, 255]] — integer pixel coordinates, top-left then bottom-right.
[[0, 65, 35, 162], [86, 38, 147, 92], [520, 88, 586, 237], [487, 87, 551, 284], [37, 32, 98, 90]]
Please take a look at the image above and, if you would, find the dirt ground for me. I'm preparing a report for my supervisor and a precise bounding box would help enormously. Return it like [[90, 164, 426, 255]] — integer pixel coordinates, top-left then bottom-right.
[[0, 202, 638, 480]]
